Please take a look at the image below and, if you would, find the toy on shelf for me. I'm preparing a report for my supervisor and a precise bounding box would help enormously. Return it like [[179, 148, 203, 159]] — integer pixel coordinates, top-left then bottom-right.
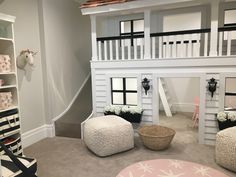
[[0, 91, 13, 110], [0, 78, 4, 86], [0, 55, 11, 73]]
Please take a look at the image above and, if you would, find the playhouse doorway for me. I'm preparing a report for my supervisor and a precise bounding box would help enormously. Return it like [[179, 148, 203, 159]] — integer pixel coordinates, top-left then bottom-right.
[[158, 77, 200, 144]]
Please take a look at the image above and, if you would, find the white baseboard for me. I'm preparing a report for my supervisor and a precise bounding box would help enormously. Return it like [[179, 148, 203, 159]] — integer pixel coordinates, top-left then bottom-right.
[[22, 124, 55, 148]]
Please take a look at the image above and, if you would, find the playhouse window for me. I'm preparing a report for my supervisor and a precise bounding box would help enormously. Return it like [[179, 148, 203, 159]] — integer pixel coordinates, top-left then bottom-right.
[[224, 9, 236, 40], [120, 19, 144, 46], [224, 9, 236, 26], [225, 77, 236, 111], [111, 78, 137, 105]]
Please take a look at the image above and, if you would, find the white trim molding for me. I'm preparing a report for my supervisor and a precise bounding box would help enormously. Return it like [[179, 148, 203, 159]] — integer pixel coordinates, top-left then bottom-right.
[[22, 124, 55, 148], [52, 73, 91, 122]]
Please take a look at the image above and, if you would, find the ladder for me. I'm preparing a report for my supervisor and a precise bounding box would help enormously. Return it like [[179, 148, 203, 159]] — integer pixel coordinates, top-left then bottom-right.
[[159, 78, 173, 117]]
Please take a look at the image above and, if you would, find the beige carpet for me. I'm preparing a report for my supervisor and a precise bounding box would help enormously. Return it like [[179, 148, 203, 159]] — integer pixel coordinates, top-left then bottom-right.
[[159, 112, 198, 144], [24, 136, 235, 177]]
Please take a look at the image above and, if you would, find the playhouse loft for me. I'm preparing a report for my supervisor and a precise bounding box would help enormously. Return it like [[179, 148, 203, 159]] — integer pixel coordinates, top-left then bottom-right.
[[80, 0, 236, 146]]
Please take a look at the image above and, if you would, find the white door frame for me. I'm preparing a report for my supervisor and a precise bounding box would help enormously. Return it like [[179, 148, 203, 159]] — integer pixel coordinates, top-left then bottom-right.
[[152, 73, 206, 144]]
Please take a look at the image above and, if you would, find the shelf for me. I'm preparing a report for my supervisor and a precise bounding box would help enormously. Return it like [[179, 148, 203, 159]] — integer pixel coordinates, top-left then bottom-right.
[[0, 85, 17, 89], [0, 37, 13, 42], [0, 72, 15, 75], [0, 130, 20, 140], [0, 13, 21, 156], [0, 106, 18, 113]]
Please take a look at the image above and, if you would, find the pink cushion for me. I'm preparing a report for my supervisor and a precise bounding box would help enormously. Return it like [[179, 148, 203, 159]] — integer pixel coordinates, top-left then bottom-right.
[[117, 159, 229, 177]]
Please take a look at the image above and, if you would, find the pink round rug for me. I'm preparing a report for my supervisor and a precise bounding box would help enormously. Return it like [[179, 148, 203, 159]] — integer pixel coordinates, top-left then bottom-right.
[[116, 159, 229, 177]]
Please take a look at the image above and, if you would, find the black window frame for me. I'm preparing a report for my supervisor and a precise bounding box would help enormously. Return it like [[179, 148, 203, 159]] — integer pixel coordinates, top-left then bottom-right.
[[111, 78, 138, 106], [224, 9, 236, 27], [119, 19, 144, 46], [224, 77, 236, 111]]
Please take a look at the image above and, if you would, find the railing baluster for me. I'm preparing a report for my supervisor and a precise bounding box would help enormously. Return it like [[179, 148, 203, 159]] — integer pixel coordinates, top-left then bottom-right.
[[166, 36, 170, 58], [128, 41, 131, 60], [140, 38, 144, 59], [172, 36, 177, 58], [187, 34, 192, 57], [227, 31, 232, 56], [218, 32, 223, 56], [134, 38, 137, 60], [180, 35, 184, 58], [104, 41, 108, 61], [195, 34, 200, 57], [121, 40, 125, 60], [159, 36, 163, 59], [109, 40, 113, 60], [115, 40, 119, 60], [152, 37, 156, 59], [98, 41, 102, 61], [204, 33, 208, 57]]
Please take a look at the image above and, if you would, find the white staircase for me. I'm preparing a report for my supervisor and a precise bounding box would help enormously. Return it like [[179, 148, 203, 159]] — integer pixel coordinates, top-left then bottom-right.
[[159, 78, 173, 117]]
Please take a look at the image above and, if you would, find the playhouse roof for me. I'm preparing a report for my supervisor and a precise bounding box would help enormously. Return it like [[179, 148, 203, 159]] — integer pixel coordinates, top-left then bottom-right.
[[80, 0, 135, 8]]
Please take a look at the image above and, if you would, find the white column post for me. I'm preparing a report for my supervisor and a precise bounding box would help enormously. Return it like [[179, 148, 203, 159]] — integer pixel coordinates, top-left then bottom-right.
[[209, 0, 220, 56], [90, 15, 98, 61], [144, 10, 151, 59]]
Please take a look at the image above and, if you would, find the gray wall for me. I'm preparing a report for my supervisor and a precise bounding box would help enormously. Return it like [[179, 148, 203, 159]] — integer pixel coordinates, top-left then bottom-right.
[[0, 0, 91, 131], [0, 0, 46, 133], [39, 0, 91, 123]]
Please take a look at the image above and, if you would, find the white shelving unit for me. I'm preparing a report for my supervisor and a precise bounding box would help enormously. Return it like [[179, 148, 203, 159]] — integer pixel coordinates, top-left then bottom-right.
[[0, 13, 22, 156]]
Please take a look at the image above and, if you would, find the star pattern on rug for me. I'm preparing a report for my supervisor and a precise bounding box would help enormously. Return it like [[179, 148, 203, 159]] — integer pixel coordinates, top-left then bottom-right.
[[169, 160, 184, 169], [137, 162, 153, 173], [118, 171, 145, 177], [157, 170, 184, 177], [194, 166, 212, 177]]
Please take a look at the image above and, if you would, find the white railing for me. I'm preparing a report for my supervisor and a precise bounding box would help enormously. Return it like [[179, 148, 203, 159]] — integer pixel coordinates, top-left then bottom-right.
[[150, 29, 210, 59], [218, 26, 236, 56], [97, 35, 144, 61], [95, 27, 236, 61]]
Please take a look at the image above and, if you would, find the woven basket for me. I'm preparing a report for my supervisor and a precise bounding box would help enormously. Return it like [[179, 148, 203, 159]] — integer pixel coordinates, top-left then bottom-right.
[[138, 125, 176, 150]]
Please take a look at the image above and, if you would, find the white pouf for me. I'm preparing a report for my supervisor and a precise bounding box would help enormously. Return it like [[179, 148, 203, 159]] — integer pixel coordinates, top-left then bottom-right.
[[83, 115, 134, 157], [215, 127, 236, 172]]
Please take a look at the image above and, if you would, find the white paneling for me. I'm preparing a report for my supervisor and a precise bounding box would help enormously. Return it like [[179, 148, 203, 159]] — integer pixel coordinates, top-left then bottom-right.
[[205, 120, 218, 127], [96, 107, 104, 113], [205, 126, 218, 134], [206, 107, 219, 114], [96, 74, 106, 80], [206, 74, 220, 80], [142, 98, 152, 104], [205, 113, 216, 121], [96, 91, 106, 97], [94, 73, 107, 114], [206, 101, 219, 108], [204, 73, 220, 145], [96, 102, 106, 108], [204, 133, 216, 140], [206, 94, 219, 101], [142, 115, 153, 122], [142, 104, 152, 110], [205, 140, 216, 146], [141, 74, 153, 122], [96, 96, 106, 102], [95, 80, 106, 86], [96, 86, 106, 91]]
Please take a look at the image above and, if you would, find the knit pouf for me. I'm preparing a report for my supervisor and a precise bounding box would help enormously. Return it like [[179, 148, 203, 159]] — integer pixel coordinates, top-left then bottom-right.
[[215, 127, 236, 172], [83, 115, 134, 157]]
